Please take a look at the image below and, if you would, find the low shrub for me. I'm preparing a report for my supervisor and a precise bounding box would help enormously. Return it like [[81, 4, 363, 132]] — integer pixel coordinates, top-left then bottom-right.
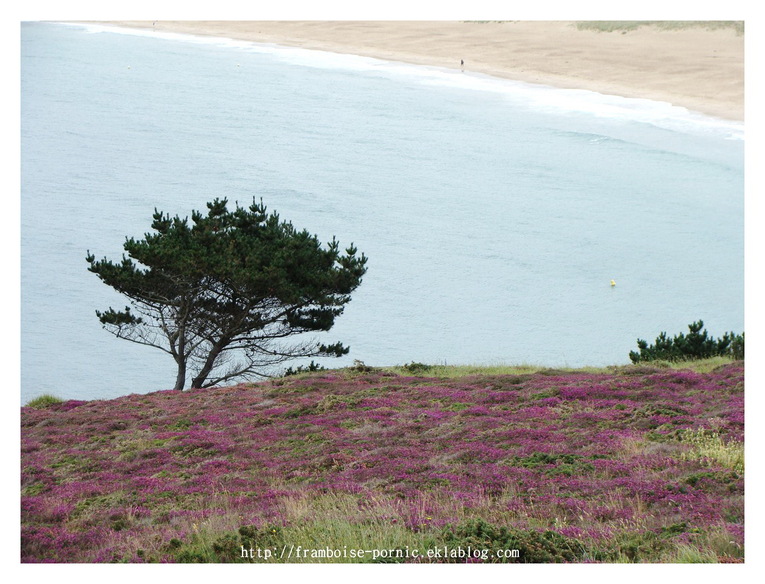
[[440, 518, 591, 563], [25, 394, 63, 408], [283, 361, 326, 377], [402, 362, 435, 374]]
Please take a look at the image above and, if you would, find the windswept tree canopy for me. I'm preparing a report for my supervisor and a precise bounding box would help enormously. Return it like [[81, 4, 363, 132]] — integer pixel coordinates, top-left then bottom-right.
[[86, 198, 368, 390]]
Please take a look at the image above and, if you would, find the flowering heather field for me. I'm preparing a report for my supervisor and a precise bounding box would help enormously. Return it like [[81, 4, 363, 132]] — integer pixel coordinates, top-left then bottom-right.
[[20, 362, 744, 563]]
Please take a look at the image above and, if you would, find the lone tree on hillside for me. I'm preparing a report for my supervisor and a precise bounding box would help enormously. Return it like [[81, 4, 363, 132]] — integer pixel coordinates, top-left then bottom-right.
[[86, 198, 368, 390]]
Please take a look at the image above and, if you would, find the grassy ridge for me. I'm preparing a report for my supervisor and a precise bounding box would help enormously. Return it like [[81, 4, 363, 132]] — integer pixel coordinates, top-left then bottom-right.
[[21, 359, 744, 563], [575, 21, 744, 34]]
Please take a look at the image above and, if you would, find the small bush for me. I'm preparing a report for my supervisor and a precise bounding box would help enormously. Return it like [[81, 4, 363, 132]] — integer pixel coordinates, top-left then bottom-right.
[[283, 361, 326, 377], [629, 320, 744, 363], [25, 394, 64, 408], [350, 359, 374, 372], [508, 453, 595, 476], [609, 530, 666, 562], [441, 518, 590, 562], [402, 362, 434, 374], [168, 524, 286, 563]]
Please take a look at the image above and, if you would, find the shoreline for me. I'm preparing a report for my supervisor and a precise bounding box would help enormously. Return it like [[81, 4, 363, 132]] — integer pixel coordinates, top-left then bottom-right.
[[94, 20, 743, 121]]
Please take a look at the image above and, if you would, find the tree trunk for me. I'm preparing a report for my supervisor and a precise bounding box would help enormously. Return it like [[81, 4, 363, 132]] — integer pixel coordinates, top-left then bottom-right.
[[190, 342, 226, 389], [173, 360, 186, 391], [172, 327, 188, 390]]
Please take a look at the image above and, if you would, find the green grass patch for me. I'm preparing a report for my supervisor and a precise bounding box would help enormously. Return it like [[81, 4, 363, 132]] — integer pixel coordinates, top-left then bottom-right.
[[383, 356, 736, 379], [25, 394, 64, 408], [387, 363, 599, 378], [679, 429, 744, 473]]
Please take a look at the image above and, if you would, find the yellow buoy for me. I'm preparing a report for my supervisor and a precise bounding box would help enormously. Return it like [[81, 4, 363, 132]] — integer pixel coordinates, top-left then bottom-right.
[[610, 279, 616, 287]]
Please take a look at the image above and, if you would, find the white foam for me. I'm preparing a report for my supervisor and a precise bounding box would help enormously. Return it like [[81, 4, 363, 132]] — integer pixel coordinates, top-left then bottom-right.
[[62, 22, 744, 141]]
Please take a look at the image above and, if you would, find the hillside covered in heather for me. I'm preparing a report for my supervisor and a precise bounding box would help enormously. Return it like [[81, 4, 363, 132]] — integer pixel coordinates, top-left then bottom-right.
[[21, 362, 744, 563]]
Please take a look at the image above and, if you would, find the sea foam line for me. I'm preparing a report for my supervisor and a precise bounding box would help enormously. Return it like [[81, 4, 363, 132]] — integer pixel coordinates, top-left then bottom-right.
[[63, 22, 744, 141]]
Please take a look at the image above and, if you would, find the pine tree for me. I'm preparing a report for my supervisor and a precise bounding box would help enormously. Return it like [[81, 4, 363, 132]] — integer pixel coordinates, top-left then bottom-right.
[[629, 319, 744, 363], [86, 198, 367, 389]]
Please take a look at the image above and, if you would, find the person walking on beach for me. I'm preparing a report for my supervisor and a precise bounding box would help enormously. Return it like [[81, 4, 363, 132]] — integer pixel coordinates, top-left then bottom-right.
[[460, 59, 464, 71]]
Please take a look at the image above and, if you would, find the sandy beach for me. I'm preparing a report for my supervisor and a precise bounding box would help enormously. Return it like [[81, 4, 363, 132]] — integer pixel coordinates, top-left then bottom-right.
[[100, 21, 743, 121]]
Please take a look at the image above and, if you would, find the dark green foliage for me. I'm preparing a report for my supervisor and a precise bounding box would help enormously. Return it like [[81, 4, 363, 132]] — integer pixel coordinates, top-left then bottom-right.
[[441, 519, 589, 562], [660, 522, 692, 536], [110, 515, 129, 532], [168, 419, 193, 431], [609, 531, 666, 562], [349, 359, 374, 373], [402, 362, 434, 374], [86, 198, 367, 389], [509, 452, 596, 476], [731, 333, 745, 360], [682, 470, 741, 491], [632, 404, 689, 419], [629, 320, 744, 363], [603, 523, 705, 562], [169, 524, 286, 563], [209, 533, 242, 562], [513, 452, 580, 467], [283, 360, 326, 376]]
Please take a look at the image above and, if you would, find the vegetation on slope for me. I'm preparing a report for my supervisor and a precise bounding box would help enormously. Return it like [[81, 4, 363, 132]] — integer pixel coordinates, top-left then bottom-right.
[[21, 360, 744, 563]]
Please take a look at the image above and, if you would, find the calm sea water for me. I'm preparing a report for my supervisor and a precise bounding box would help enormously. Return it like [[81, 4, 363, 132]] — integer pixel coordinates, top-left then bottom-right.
[[20, 22, 744, 403]]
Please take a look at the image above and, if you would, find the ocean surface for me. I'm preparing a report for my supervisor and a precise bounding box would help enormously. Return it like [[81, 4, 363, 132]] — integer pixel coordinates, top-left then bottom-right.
[[20, 22, 745, 404]]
